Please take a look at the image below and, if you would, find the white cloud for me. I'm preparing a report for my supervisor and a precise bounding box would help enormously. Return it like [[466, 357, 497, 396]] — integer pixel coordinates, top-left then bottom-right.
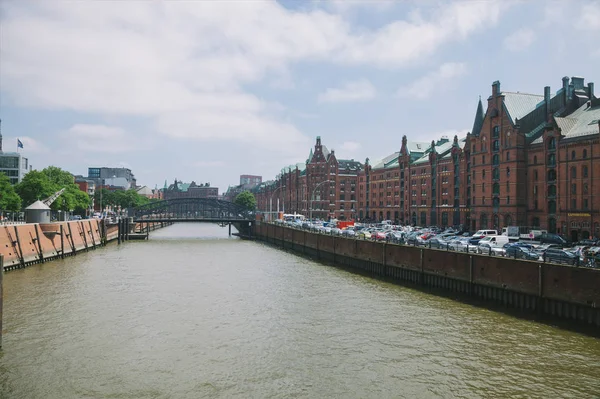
[[0, 1, 508, 158], [397, 62, 467, 100], [581, 3, 600, 30], [318, 80, 376, 103], [340, 141, 361, 152], [503, 28, 536, 51], [61, 124, 147, 154]]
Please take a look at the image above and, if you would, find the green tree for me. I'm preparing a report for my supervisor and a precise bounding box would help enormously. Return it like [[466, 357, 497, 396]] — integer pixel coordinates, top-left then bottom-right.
[[41, 166, 91, 213], [0, 173, 22, 211], [15, 170, 56, 207], [234, 191, 256, 210], [93, 188, 150, 210], [15, 167, 92, 212]]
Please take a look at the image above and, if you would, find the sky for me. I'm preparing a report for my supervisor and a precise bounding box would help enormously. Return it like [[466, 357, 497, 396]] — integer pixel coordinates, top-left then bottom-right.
[[1, 0, 599, 192]]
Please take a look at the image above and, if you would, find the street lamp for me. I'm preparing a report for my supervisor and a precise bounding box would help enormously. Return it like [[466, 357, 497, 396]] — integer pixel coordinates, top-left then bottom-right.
[[269, 185, 286, 221], [309, 180, 333, 221]]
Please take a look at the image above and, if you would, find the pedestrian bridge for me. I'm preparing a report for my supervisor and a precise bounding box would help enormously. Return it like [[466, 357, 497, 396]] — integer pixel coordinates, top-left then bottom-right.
[[129, 198, 255, 225]]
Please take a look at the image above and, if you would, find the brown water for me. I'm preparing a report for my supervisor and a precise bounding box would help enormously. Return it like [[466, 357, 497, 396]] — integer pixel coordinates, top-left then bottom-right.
[[1, 223, 599, 398]]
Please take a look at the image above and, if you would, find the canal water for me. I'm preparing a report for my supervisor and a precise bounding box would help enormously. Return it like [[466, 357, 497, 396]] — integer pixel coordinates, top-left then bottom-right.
[[1, 224, 599, 398]]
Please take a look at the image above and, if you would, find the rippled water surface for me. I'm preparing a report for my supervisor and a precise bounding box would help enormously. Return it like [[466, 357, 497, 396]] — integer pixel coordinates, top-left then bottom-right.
[[1, 224, 599, 398]]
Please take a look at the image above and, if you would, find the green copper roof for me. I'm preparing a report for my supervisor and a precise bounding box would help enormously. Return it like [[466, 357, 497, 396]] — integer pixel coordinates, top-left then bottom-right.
[[502, 92, 543, 125]]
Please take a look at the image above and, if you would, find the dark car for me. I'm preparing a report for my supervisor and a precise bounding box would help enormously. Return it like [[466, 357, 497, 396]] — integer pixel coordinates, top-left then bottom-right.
[[539, 233, 570, 247], [427, 237, 449, 249], [577, 238, 599, 246], [505, 245, 539, 260], [544, 248, 578, 265]]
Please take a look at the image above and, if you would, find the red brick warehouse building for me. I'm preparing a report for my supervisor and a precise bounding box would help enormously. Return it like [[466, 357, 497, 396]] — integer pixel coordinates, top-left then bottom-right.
[[253, 75, 599, 239]]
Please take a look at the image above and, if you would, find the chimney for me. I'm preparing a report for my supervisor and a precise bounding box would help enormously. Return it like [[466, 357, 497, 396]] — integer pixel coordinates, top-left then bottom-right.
[[492, 80, 501, 97], [568, 82, 574, 100], [589, 82, 595, 99], [544, 86, 551, 102], [571, 76, 585, 90], [562, 76, 570, 101]]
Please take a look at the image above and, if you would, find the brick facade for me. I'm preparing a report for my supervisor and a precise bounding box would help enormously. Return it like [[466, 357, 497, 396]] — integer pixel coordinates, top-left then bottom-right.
[[254, 76, 599, 239]]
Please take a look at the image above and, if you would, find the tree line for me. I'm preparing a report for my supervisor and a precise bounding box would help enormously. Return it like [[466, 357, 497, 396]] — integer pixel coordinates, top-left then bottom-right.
[[0, 166, 152, 214]]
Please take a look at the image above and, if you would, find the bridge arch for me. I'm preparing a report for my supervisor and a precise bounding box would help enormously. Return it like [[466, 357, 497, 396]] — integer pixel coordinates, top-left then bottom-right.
[[129, 198, 254, 223]]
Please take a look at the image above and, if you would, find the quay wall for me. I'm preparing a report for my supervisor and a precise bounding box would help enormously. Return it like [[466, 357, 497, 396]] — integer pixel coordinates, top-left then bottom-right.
[[255, 222, 600, 329], [1, 220, 169, 271]]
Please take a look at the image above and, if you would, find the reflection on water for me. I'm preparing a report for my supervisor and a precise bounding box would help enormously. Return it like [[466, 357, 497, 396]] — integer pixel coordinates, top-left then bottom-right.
[[1, 223, 599, 398]]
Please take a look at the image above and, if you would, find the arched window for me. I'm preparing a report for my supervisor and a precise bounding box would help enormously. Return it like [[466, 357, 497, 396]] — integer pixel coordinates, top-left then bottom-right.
[[420, 211, 427, 226], [505, 215, 512, 226], [548, 185, 557, 196], [547, 169, 557, 181], [506, 151, 510, 161], [492, 168, 500, 180], [534, 170, 538, 181], [493, 214, 499, 228], [493, 154, 499, 165], [548, 137, 556, 150], [571, 166, 577, 179], [492, 197, 500, 207], [412, 212, 417, 225], [583, 165, 588, 177], [583, 149, 588, 159], [493, 140, 499, 151], [547, 153, 556, 165], [571, 150, 576, 160], [533, 155, 537, 165], [441, 212, 448, 226], [492, 183, 500, 195], [506, 167, 511, 177], [482, 170, 486, 179]]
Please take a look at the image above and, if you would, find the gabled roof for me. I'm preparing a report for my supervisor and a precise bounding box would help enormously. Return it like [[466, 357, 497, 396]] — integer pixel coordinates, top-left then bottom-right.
[[338, 159, 363, 172], [502, 92, 544, 125], [372, 152, 399, 169], [136, 186, 153, 195], [531, 101, 600, 144], [413, 137, 466, 164], [556, 102, 600, 140]]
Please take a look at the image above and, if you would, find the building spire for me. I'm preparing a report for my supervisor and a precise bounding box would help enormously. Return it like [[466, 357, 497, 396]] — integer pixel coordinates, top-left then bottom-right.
[[471, 97, 485, 136]]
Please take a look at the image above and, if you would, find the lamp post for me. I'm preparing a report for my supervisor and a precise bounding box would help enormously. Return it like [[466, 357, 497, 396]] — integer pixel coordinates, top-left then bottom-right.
[[309, 180, 333, 221], [269, 185, 286, 221]]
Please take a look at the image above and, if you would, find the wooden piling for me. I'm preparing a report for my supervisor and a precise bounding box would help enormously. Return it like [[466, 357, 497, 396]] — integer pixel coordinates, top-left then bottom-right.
[[13, 225, 25, 269], [34, 224, 44, 263], [60, 225, 65, 259]]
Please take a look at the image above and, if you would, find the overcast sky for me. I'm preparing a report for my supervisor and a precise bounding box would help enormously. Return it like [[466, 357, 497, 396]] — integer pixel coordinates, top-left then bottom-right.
[[1, 1, 599, 191]]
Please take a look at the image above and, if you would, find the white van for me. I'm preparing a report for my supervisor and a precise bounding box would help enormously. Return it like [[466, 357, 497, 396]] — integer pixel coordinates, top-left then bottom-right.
[[471, 229, 498, 239], [478, 235, 509, 246]]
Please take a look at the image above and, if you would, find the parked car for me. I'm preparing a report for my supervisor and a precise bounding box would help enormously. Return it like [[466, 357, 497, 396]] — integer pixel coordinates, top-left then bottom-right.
[[476, 242, 506, 256], [427, 237, 449, 249], [539, 233, 571, 247], [505, 245, 540, 260], [544, 248, 579, 265]]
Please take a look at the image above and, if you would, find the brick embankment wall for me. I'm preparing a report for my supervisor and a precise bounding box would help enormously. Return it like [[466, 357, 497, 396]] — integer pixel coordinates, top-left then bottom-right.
[[0, 220, 171, 271], [254, 222, 600, 329]]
